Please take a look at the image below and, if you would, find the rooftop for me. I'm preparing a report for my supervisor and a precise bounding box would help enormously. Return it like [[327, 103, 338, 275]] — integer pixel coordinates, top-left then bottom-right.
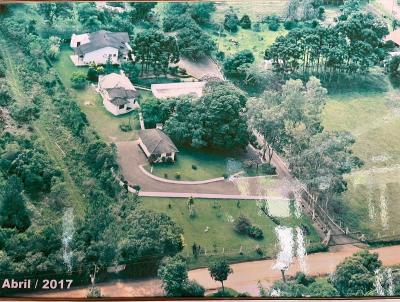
[[139, 129, 179, 155], [151, 81, 206, 99], [385, 28, 400, 46], [75, 30, 130, 55]]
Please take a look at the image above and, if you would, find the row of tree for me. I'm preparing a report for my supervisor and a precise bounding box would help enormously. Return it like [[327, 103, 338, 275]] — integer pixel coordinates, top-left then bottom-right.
[[265, 9, 389, 78], [265, 250, 400, 297], [247, 77, 362, 213]]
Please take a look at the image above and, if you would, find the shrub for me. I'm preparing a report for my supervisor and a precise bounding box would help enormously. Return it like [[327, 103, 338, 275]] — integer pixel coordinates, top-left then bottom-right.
[[164, 173, 168, 178], [216, 51, 225, 62], [284, 20, 297, 30], [166, 157, 174, 163], [264, 15, 280, 31], [175, 172, 181, 180], [10, 103, 40, 123], [306, 242, 328, 254], [191, 164, 197, 170], [224, 12, 239, 32], [222, 173, 229, 179], [240, 14, 251, 29], [255, 246, 264, 255], [261, 163, 276, 175], [253, 22, 261, 32], [132, 184, 141, 192], [119, 123, 132, 132], [233, 214, 251, 234], [248, 225, 264, 240], [70, 72, 87, 89], [294, 272, 315, 286]]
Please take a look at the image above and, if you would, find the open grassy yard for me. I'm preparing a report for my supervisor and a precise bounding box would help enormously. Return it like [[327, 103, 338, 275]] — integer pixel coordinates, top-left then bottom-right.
[[323, 90, 400, 238], [214, 0, 289, 22], [144, 147, 275, 181], [53, 47, 144, 143], [140, 197, 321, 268], [209, 25, 287, 63]]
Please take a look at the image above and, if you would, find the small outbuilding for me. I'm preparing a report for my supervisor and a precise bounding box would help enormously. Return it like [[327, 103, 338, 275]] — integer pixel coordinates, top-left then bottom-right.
[[98, 72, 139, 116], [138, 129, 179, 163], [151, 82, 206, 99]]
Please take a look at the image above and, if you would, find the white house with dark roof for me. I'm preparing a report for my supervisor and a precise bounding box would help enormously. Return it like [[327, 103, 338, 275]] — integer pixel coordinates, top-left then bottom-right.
[[98, 72, 138, 116], [138, 129, 179, 163], [70, 30, 132, 66], [151, 82, 206, 99]]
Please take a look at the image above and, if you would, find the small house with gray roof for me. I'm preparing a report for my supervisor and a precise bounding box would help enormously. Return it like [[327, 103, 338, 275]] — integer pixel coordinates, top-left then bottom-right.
[[70, 30, 132, 66], [98, 72, 138, 116], [138, 129, 179, 163]]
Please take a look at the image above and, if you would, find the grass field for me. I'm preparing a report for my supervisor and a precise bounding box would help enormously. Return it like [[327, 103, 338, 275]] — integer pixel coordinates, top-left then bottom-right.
[[323, 90, 400, 238], [213, 0, 289, 23], [54, 47, 144, 143], [144, 148, 275, 181], [140, 197, 321, 268]]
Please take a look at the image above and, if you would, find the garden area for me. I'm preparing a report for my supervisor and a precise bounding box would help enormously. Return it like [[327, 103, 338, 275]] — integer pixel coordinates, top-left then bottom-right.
[[140, 197, 321, 268], [53, 46, 147, 142], [144, 147, 277, 181], [323, 90, 400, 238]]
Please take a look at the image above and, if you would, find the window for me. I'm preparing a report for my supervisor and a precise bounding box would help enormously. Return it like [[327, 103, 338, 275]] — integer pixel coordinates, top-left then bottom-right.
[[119, 105, 124, 109], [77, 42, 81, 47], [113, 54, 117, 57], [166, 153, 172, 157]]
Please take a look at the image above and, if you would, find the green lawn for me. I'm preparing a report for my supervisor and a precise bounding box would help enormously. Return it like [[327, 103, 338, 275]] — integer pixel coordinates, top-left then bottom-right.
[[144, 148, 238, 181], [323, 90, 400, 238], [53, 47, 144, 143], [140, 197, 321, 268], [213, 0, 289, 23], [144, 148, 274, 181], [209, 25, 287, 63]]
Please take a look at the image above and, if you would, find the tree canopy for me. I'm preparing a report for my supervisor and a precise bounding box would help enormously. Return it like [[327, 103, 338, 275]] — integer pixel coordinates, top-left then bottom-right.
[[164, 81, 250, 150]]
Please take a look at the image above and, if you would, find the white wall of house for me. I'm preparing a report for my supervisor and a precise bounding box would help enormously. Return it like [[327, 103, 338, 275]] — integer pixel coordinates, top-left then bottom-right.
[[138, 138, 151, 158], [138, 139, 176, 162], [70, 33, 90, 48], [103, 99, 136, 116], [82, 47, 119, 65]]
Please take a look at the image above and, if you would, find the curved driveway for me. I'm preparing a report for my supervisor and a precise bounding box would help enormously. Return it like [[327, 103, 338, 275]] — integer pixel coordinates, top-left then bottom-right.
[[116, 141, 287, 197]]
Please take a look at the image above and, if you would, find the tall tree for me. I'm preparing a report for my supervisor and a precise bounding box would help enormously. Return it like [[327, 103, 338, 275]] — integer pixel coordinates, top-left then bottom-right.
[[133, 30, 180, 76], [208, 259, 233, 293], [0, 176, 31, 232], [177, 24, 216, 61]]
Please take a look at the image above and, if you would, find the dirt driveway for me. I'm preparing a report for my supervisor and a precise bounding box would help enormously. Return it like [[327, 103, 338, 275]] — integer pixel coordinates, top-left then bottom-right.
[[116, 141, 288, 197]]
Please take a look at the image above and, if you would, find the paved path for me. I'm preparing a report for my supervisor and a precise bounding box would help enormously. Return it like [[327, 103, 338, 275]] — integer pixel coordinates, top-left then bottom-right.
[[29, 244, 400, 298], [139, 191, 288, 200]]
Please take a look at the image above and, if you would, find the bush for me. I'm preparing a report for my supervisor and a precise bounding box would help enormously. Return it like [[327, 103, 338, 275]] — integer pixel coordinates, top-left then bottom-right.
[[216, 51, 225, 62], [284, 20, 297, 30], [265, 15, 280, 31], [294, 272, 315, 286], [224, 12, 239, 32], [119, 123, 132, 132], [222, 173, 228, 179], [306, 243, 328, 254], [233, 214, 251, 235], [261, 163, 276, 175], [253, 22, 261, 32], [70, 72, 87, 89], [191, 164, 197, 170], [240, 14, 251, 29], [248, 225, 264, 240], [10, 103, 40, 123], [175, 172, 181, 180]]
